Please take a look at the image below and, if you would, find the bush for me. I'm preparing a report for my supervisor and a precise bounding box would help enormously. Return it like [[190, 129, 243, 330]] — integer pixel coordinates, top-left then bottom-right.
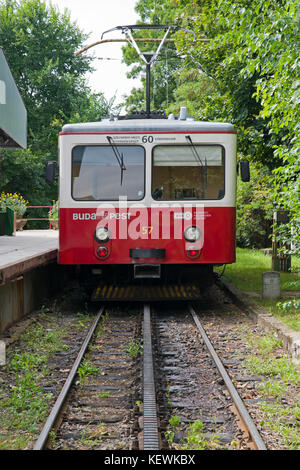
[[236, 163, 273, 248]]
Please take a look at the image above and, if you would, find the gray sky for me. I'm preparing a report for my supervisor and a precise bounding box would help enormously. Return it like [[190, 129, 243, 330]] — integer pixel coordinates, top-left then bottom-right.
[[45, 0, 141, 105]]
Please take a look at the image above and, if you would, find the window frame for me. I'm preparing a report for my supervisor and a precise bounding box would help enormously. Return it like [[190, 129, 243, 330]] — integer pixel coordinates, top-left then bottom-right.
[[151, 143, 226, 202], [71, 144, 146, 202]]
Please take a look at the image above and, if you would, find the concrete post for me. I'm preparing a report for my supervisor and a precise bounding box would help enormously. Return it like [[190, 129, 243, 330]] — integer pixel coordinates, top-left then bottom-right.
[[0, 340, 5, 365], [262, 271, 280, 299]]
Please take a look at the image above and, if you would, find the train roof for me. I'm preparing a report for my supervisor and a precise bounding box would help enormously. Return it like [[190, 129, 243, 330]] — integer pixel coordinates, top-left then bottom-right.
[[60, 119, 236, 135]]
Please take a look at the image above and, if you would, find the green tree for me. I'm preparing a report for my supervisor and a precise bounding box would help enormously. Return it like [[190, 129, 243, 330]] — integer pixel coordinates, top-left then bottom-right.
[[0, 0, 92, 147], [236, 163, 274, 248], [0, 0, 111, 211], [124, 0, 299, 252], [174, 0, 299, 253]]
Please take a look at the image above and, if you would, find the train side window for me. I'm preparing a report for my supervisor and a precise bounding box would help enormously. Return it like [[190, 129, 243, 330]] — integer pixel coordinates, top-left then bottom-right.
[[152, 145, 225, 200]]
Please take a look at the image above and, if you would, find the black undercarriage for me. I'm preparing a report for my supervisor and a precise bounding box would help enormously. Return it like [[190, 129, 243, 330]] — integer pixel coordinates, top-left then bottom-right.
[[79, 264, 215, 301]]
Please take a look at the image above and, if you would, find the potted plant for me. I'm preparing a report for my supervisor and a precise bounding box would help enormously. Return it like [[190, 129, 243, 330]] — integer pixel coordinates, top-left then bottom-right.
[[49, 200, 59, 229], [0, 192, 28, 230]]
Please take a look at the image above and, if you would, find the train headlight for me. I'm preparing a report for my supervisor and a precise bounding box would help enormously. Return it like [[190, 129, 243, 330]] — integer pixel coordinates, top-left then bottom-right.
[[95, 226, 111, 243], [184, 226, 201, 243]]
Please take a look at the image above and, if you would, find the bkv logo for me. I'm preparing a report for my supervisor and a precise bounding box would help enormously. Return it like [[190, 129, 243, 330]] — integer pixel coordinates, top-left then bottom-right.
[[174, 212, 192, 220]]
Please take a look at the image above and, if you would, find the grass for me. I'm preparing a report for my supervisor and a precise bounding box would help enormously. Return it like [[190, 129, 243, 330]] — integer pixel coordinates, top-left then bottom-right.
[[165, 415, 221, 450], [79, 421, 109, 448], [0, 304, 89, 449], [122, 339, 143, 357], [77, 360, 98, 385], [257, 298, 300, 331], [216, 248, 300, 331], [243, 331, 300, 449], [217, 248, 300, 292]]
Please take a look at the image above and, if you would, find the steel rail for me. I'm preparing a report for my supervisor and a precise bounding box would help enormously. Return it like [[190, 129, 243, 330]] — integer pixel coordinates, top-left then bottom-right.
[[33, 306, 105, 450], [189, 304, 267, 450], [143, 304, 160, 450]]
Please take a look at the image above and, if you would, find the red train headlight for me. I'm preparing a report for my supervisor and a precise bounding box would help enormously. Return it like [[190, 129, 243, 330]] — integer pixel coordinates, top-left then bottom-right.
[[186, 246, 200, 258], [184, 226, 201, 243], [97, 246, 109, 258]]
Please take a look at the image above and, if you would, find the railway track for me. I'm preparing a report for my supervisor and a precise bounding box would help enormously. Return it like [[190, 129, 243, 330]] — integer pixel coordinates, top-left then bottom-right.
[[33, 301, 266, 451], [34, 305, 142, 450], [188, 305, 266, 450], [148, 303, 266, 450], [34, 307, 105, 450]]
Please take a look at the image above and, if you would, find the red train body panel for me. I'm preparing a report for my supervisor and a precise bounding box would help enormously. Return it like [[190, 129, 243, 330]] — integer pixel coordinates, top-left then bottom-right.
[[59, 206, 236, 265]]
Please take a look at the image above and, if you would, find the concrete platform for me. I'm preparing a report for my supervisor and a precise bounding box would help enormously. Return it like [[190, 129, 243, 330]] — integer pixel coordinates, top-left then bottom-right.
[[0, 230, 60, 334], [0, 230, 58, 285]]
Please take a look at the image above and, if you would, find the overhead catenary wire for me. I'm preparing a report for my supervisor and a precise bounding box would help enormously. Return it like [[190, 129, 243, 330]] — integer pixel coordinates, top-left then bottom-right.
[[75, 37, 210, 57], [93, 54, 187, 61], [74, 25, 209, 116]]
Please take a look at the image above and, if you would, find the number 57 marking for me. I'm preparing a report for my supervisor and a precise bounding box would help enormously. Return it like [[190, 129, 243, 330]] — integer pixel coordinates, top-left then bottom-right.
[[141, 226, 153, 235]]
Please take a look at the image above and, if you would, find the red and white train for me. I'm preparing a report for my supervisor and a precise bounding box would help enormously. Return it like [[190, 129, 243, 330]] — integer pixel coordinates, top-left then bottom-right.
[[45, 106, 249, 300]]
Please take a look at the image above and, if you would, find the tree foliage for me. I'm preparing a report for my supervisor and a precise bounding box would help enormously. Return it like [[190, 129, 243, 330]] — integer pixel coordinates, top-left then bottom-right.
[[0, 0, 111, 209], [236, 163, 274, 248], [125, 0, 299, 252], [176, 0, 299, 252]]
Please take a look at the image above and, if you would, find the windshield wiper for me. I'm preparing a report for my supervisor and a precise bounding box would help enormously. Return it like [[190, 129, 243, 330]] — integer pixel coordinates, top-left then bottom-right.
[[185, 135, 207, 199], [106, 136, 126, 185]]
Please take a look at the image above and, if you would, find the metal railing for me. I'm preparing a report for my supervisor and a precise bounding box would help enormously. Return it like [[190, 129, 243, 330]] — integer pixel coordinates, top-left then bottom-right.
[[20, 205, 54, 229]]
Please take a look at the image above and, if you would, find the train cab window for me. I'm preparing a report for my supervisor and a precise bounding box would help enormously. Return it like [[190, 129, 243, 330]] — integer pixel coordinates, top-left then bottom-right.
[[72, 145, 145, 201], [152, 145, 225, 200]]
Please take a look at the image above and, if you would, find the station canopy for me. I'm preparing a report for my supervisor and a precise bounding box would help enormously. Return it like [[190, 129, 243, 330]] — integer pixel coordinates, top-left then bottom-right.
[[0, 47, 27, 149]]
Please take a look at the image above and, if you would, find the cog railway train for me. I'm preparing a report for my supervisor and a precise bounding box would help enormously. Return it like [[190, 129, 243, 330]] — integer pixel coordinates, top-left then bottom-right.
[[46, 25, 250, 302]]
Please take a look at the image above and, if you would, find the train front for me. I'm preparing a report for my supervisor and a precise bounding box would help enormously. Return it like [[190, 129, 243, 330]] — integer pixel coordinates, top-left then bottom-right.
[[58, 115, 237, 301]]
